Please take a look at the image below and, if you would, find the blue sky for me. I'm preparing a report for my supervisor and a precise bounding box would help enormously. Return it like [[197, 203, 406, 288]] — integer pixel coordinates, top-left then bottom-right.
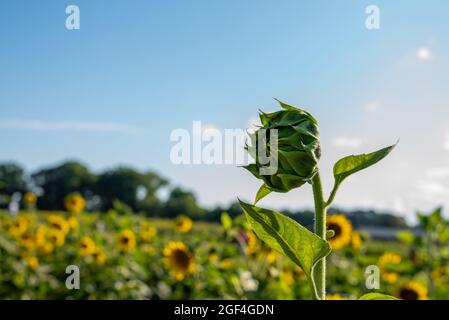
[[1, 1, 449, 219]]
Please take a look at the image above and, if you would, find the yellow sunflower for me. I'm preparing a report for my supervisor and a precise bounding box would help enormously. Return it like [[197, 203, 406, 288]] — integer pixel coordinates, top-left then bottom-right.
[[220, 258, 233, 269], [432, 267, 446, 286], [19, 232, 35, 250], [35, 226, 54, 254], [351, 231, 363, 250], [139, 222, 157, 241], [79, 236, 96, 256], [92, 248, 107, 265], [326, 214, 352, 250], [208, 253, 219, 263], [25, 256, 39, 270], [245, 231, 258, 255], [67, 216, 79, 232], [47, 229, 65, 247], [378, 252, 401, 284], [64, 193, 86, 213], [326, 293, 348, 300], [47, 214, 70, 235], [117, 229, 136, 252], [282, 270, 294, 286], [23, 192, 37, 204], [396, 281, 428, 300], [40, 242, 54, 254], [175, 216, 193, 233], [163, 241, 195, 280], [265, 249, 280, 264], [8, 217, 29, 236]]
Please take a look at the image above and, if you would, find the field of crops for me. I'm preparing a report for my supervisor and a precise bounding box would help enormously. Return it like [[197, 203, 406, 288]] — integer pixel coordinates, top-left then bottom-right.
[[1, 204, 448, 300]]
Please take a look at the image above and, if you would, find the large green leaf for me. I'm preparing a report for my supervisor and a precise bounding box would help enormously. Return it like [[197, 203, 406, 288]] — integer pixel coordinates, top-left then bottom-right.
[[358, 293, 398, 300], [238, 199, 331, 292], [327, 143, 396, 205]]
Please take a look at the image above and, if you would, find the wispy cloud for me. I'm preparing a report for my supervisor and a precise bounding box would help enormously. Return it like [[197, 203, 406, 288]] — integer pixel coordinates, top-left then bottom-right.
[[426, 167, 449, 179], [365, 101, 381, 113], [416, 47, 432, 61], [417, 181, 449, 196], [0, 120, 145, 135], [398, 46, 434, 67], [331, 136, 363, 148], [445, 133, 449, 151]]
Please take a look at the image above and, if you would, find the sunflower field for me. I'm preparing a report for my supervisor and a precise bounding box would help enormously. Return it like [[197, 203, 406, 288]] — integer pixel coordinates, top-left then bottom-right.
[[1, 195, 449, 300]]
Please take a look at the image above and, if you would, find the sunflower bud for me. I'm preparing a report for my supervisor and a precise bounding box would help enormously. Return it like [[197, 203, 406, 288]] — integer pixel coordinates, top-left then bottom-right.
[[244, 99, 321, 193]]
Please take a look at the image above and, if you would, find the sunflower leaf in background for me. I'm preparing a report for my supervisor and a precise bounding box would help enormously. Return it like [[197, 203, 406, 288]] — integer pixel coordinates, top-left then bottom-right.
[[238, 199, 331, 298], [358, 293, 399, 300], [220, 212, 232, 230], [327, 143, 397, 206]]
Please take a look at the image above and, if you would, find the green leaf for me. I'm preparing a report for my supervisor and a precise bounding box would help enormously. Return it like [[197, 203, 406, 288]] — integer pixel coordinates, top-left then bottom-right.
[[359, 293, 398, 300], [254, 184, 272, 203], [238, 199, 331, 292], [327, 143, 397, 205], [220, 212, 232, 230]]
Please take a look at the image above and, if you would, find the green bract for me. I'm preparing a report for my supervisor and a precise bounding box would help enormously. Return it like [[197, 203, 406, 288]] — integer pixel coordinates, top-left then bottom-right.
[[244, 99, 321, 199]]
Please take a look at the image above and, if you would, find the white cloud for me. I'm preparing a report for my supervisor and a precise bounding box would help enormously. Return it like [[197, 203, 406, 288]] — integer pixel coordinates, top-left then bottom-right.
[[331, 136, 363, 148], [0, 120, 145, 135], [417, 181, 449, 196], [365, 101, 381, 113], [416, 47, 432, 61], [426, 167, 449, 179], [445, 133, 449, 151]]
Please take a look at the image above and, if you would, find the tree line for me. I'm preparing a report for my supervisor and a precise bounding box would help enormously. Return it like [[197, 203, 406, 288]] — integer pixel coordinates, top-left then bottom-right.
[[0, 161, 407, 227], [0, 161, 206, 219]]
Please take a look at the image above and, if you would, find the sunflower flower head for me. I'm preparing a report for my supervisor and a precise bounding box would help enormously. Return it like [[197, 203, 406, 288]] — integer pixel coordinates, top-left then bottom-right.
[[266, 249, 280, 264], [23, 192, 37, 205], [245, 231, 258, 255], [64, 193, 86, 213], [397, 281, 428, 300], [282, 270, 294, 286], [79, 236, 96, 256], [47, 214, 70, 235], [175, 216, 193, 233], [163, 241, 195, 280], [379, 252, 401, 284], [47, 229, 65, 247], [67, 216, 79, 232], [19, 232, 36, 250], [326, 293, 348, 300], [8, 216, 29, 236], [92, 248, 107, 265], [139, 222, 157, 241], [117, 229, 136, 252], [25, 256, 39, 270], [326, 214, 352, 250], [351, 231, 363, 250]]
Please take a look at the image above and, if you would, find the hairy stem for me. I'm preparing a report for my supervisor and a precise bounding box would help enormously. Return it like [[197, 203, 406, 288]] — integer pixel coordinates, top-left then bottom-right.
[[312, 171, 326, 300]]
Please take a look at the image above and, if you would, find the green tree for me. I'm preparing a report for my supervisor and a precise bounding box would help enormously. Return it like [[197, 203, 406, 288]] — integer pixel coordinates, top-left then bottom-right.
[[31, 161, 96, 210], [95, 167, 167, 214], [0, 162, 27, 196], [163, 187, 205, 219]]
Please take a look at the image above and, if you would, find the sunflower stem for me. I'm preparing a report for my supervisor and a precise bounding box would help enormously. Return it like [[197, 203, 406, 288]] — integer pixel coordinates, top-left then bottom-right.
[[312, 171, 326, 300]]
